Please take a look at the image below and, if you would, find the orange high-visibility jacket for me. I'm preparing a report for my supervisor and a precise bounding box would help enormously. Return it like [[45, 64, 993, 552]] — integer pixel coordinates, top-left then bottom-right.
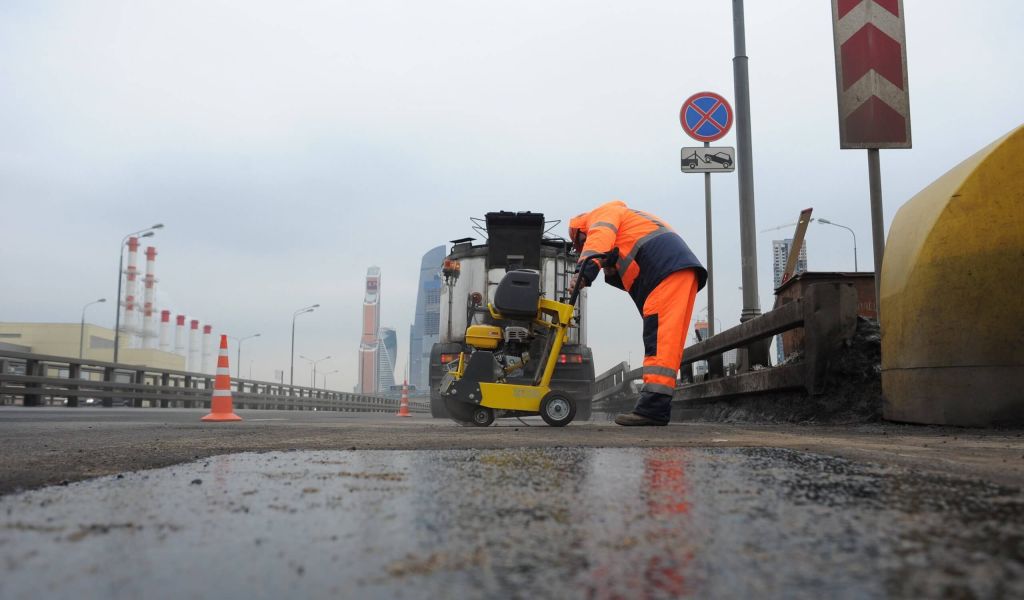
[[569, 200, 708, 310]]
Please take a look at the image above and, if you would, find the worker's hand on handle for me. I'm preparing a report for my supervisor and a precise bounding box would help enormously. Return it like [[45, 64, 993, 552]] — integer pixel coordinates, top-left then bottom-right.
[[569, 257, 602, 303]]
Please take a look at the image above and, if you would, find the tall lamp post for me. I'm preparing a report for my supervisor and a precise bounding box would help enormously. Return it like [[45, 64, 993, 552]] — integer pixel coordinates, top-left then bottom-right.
[[113, 224, 163, 363], [290, 304, 319, 385], [299, 355, 332, 388], [817, 218, 859, 272], [79, 298, 107, 358], [321, 368, 340, 390], [229, 333, 261, 379]]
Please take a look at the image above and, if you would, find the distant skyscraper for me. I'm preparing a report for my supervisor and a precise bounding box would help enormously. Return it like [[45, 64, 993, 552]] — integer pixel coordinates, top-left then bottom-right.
[[693, 319, 710, 376], [409, 245, 445, 392], [772, 239, 808, 288], [771, 239, 809, 363], [358, 267, 381, 394], [377, 327, 397, 392]]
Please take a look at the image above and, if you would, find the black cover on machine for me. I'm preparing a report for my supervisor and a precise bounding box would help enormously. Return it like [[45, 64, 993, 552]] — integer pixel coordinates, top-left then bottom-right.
[[485, 211, 544, 270], [494, 269, 541, 318]]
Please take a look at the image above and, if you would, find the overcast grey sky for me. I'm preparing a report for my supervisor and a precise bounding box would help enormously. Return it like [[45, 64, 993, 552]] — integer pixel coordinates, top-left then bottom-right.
[[2, 1, 1022, 390]]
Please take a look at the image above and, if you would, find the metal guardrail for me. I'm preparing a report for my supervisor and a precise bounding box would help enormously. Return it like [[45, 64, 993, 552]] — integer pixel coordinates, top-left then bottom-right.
[[0, 350, 425, 413], [590, 282, 859, 409], [677, 282, 859, 401], [590, 361, 641, 405]]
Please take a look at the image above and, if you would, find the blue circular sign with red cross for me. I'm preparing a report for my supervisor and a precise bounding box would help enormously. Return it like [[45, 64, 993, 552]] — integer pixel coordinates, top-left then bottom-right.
[[680, 91, 733, 142]]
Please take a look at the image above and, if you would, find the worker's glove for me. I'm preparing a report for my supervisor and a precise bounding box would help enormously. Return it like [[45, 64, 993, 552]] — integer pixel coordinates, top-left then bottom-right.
[[570, 257, 602, 298], [577, 258, 601, 287]]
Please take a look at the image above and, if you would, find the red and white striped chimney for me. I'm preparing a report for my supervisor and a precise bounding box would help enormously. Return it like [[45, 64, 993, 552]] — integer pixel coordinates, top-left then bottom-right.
[[123, 237, 141, 347], [202, 325, 213, 374], [159, 310, 172, 352], [189, 320, 201, 372], [175, 315, 187, 357], [142, 246, 158, 348]]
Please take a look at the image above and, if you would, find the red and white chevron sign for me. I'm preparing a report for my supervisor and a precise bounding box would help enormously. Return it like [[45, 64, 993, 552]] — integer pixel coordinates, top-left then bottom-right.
[[831, 0, 912, 149]]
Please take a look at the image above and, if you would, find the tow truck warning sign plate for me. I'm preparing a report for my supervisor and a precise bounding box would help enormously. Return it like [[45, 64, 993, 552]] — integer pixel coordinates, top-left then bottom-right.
[[680, 146, 736, 173]]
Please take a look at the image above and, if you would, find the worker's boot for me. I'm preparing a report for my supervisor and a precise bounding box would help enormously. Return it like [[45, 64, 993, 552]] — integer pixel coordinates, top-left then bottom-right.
[[614, 412, 668, 426], [615, 391, 672, 426]]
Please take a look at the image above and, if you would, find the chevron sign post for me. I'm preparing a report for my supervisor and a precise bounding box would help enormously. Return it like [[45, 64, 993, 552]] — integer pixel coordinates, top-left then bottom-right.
[[831, 0, 911, 148], [831, 0, 912, 317]]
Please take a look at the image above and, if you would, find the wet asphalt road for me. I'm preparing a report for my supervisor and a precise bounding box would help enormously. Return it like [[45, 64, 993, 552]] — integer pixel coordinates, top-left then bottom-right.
[[3, 446, 1024, 599]]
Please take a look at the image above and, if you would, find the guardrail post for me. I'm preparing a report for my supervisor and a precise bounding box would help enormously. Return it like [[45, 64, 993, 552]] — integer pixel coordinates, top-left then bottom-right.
[[133, 370, 146, 408], [160, 373, 170, 408], [102, 367, 115, 407], [708, 354, 725, 379], [67, 363, 81, 407], [23, 359, 41, 406], [803, 283, 859, 395]]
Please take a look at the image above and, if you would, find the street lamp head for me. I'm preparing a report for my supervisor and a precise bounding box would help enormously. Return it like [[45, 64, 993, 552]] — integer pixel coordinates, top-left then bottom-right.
[[151, 223, 165, 230], [254, 333, 262, 338], [97, 298, 107, 303], [817, 218, 833, 225], [312, 304, 320, 309], [139, 231, 155, 239]]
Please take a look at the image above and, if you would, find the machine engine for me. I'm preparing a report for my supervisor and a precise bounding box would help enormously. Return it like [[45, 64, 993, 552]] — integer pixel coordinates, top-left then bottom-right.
[[441, 269, 546, 390]]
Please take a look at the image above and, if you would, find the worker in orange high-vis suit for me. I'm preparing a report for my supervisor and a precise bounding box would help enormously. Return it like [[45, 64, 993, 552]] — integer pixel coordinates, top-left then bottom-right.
[[569, 200, 707, 426]]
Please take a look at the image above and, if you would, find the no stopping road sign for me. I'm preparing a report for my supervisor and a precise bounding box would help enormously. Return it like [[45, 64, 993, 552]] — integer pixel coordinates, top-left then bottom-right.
[[680, 92, 733, 143]]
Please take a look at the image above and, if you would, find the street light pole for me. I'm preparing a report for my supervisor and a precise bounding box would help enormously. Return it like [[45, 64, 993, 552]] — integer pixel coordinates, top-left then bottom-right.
[[299, 355, 332, 388], [290, 305, 319, 385], [113, 224, 163, 363], [229, 333, 261, 379], [817, 218, 859, 272], [79, 298, 106, 358], [732, 0, 762, 324], [322, 369, 339, 390]]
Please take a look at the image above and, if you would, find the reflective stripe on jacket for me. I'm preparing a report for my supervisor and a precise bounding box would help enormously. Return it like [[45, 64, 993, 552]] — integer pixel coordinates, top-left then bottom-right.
[[574, 200, 708, 310]]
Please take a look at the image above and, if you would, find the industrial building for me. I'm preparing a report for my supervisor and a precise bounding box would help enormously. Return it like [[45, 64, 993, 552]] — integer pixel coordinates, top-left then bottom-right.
[[0, 322, 185, 370], [0, 237, 216, 373], [408, 245, 445, 392]]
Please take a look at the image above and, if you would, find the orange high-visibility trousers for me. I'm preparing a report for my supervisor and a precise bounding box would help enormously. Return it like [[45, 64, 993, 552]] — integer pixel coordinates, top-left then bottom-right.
[[638, 269, 699, 406]]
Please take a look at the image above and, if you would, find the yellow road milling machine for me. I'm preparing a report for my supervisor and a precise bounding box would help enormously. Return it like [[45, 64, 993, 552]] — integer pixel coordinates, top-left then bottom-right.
[[438, 268, 583, 427]]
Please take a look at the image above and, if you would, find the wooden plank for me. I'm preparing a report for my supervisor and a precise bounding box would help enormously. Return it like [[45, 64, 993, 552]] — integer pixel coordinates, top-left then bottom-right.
[[682, 299, 804, 365]]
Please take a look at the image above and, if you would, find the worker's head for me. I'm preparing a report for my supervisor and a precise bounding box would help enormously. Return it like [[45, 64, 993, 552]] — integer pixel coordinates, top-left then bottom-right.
[[568, 212, 589, 253]]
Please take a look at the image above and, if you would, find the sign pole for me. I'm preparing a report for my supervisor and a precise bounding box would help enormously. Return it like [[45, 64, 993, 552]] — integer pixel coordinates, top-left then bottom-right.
[[867, 148, 884, 317], [703, 140, 715, 337]]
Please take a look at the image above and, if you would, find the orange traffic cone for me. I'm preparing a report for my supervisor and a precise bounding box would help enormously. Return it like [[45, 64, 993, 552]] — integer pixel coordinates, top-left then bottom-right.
[[201, 335, 242, 422], [396, 379, 411, 417]]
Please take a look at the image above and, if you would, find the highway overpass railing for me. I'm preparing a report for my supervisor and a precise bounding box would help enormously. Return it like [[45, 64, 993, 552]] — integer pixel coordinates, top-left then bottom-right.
[[676, 282, 859, 401], [0, 350, 424, 414], [590, 282, 859, 410]]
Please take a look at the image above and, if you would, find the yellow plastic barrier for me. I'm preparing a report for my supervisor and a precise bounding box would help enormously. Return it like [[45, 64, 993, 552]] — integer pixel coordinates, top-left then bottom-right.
[[881, 125, 1024, 425]]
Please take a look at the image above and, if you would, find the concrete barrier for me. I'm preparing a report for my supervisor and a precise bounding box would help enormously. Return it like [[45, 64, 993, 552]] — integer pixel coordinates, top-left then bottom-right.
[[881, 125, 1024, 426]]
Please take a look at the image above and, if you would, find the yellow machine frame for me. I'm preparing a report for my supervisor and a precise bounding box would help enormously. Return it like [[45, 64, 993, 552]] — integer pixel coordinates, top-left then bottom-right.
[[450, 297, 576, 413]]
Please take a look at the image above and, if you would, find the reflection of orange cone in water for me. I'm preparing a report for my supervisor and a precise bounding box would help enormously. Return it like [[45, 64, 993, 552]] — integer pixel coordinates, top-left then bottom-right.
[[201, 335, 242, 422], [396, 379, 411, 417]]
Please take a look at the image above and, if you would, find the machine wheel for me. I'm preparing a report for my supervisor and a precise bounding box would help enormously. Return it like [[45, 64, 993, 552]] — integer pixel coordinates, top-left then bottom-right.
[[540, 391, 576, 427], [471, 407, 495, 427]]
